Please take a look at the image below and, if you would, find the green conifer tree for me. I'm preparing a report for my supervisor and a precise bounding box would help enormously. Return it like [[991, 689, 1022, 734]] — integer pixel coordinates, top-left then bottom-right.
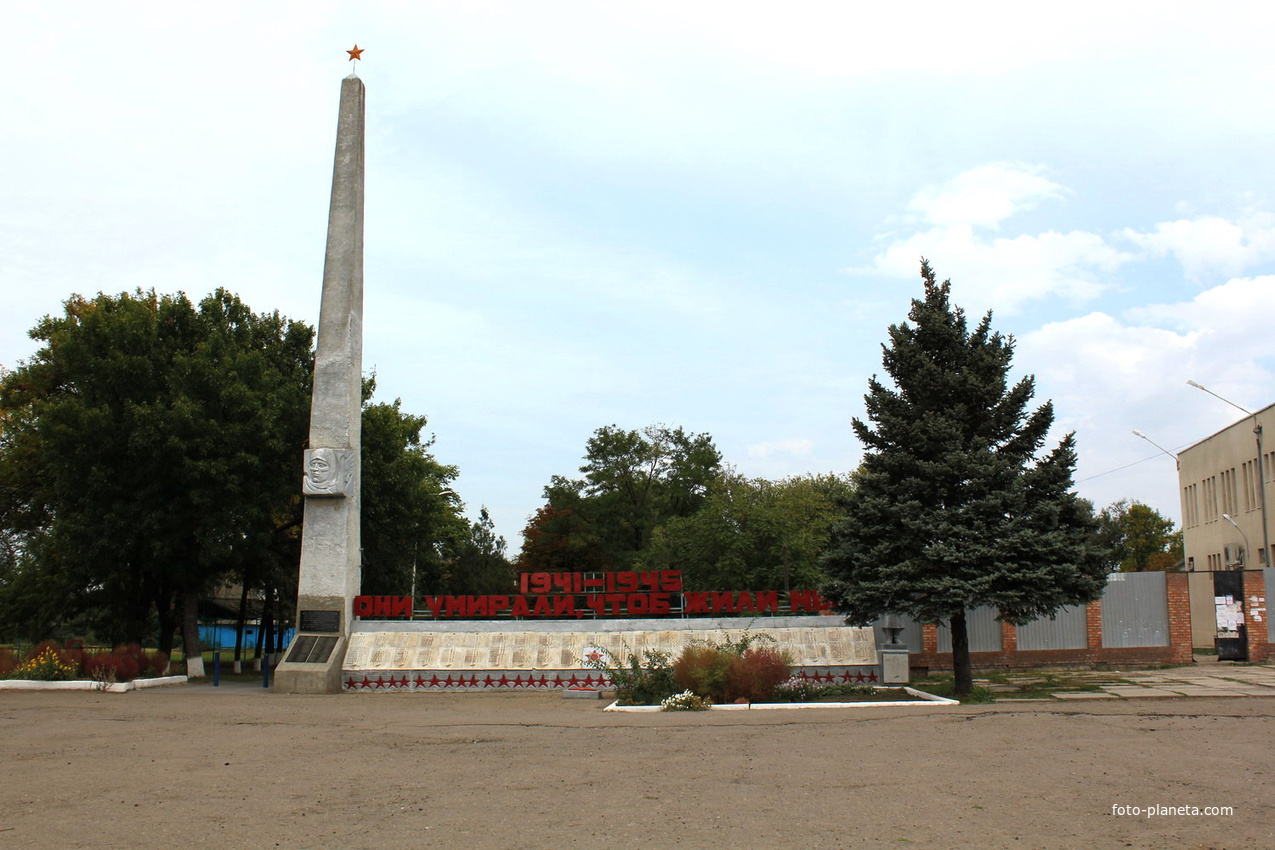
[[822, 262, 1107, 695]]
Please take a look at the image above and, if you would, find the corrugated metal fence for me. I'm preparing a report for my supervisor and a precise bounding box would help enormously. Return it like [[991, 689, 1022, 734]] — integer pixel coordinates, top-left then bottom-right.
[[895, 572, 1172, 651], [1101, 572, 1169, 647], [1266, 568, 1275, 643]]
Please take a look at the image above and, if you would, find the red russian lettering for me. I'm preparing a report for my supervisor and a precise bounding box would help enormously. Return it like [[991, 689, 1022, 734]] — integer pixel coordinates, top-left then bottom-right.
[[639, 571, 659, 590], [529, 573, 551, 594], [532, 596, 553, 617], [683, 591, 710, 614], [790, 590, 816, 612], [552, 573, 572, 593], [372, 596, 393, 617], [754, 591, 779, 613], [488, 595, 510, 615], [712, 591, 737, 613], [353, 596, 374, 617], [511, 596, 531, 617], [649, 592, 671, 615], [735, 591, 756, 613], [660, 570, 683, 592], [391, 596, 413, 618], [627, 593, 649, 615], [445, 596, 466, 616], [604, 593, 627, 616], [615, 571, 638, 592], [586, 594, 606, 617], [582, 574, 604, 590], [553, 596, 576, 617]]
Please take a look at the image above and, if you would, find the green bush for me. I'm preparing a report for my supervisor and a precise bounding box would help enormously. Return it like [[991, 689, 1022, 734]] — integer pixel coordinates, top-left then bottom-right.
[[587, 647, 679, 706]]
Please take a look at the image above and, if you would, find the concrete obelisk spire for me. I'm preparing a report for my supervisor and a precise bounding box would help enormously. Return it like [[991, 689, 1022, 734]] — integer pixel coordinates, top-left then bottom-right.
[[275, 66, 366, 694]]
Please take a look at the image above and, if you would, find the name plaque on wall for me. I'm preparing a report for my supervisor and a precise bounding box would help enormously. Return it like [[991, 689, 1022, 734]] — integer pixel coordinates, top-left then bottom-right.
[[299, 609, 341, 633]]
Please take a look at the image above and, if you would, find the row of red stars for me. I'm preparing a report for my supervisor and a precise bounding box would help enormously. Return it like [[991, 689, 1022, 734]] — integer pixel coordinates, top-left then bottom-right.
[[343, 668, 879, 691], [345, 672, 613, 690], [792, 669, 880, 684]]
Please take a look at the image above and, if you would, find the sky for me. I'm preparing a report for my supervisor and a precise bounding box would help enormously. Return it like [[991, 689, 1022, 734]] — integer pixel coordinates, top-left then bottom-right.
[[3, 2, 1273, 547]]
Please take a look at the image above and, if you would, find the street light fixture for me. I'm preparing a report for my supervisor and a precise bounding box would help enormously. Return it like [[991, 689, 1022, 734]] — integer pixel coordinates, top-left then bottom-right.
[[1132, 430, 1179, 467], [1187, 380, 1270, 567]]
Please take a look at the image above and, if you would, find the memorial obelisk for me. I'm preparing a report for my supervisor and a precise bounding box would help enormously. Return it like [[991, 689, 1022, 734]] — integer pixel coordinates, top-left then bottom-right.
[[275, 53, 366, 694]]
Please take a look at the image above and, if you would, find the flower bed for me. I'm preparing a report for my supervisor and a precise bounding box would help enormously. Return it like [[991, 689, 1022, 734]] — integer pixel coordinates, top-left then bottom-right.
[[0, 641, 171, 686], [604, 686, 958, 711]]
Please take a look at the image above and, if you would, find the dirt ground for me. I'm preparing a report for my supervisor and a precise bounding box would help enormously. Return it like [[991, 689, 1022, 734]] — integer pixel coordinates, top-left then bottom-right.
[[1, 683, 1271, 850]]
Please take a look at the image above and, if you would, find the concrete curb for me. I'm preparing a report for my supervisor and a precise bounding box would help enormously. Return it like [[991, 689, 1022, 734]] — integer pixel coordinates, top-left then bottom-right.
[[603, 686, 960, 711], [0, 676, 188, 693]]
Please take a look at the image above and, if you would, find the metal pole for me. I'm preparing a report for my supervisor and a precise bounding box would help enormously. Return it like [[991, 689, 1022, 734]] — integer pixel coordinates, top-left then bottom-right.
[[1255, 423, 1270, 566], [213, 651, 220, 687]]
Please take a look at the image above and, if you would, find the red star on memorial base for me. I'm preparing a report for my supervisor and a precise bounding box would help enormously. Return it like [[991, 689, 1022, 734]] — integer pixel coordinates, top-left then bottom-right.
[[347, 44, 365, 62]]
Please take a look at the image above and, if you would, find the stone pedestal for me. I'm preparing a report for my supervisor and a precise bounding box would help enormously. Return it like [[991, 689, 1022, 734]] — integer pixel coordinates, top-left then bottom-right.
[[880, 648, 910, 684]]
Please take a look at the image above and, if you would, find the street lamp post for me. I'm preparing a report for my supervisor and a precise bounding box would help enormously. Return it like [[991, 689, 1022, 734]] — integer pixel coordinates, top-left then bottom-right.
[[1187, 381, 1270, 568]]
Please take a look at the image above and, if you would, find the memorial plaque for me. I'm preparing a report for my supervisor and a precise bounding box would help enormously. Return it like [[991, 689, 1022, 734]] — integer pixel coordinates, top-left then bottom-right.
[[285, 635, 339, 664], [299, 609, 341, 633]]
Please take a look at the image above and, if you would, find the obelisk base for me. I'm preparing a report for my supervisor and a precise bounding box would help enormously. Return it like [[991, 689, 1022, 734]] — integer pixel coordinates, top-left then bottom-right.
[[273, 596, 350, 694]]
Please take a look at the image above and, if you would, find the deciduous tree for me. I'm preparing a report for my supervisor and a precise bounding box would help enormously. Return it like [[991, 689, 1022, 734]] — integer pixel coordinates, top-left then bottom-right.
[[518, 424, 721, 571], [1095, 499, 1182, 572], [647, 471, 853, 592], [0, 290, 314, 672]]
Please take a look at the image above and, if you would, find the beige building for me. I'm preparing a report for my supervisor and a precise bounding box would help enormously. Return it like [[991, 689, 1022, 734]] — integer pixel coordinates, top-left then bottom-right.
[[1177, 401, 1274, 571]]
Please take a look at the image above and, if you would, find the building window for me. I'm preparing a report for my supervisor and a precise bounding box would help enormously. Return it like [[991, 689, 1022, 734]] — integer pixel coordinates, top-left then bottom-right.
[[1183, 483, 1200, 528], [1220, 468, 1239, 517], [1203, 476, 1218, 523], [1242, 460, 1259, 512]]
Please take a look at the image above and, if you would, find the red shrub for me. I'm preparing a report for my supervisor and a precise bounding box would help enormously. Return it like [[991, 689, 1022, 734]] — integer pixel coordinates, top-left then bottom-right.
[[724, 646, 792, 703], [109, 646, 141, 681], [0, 648, 17, 677]]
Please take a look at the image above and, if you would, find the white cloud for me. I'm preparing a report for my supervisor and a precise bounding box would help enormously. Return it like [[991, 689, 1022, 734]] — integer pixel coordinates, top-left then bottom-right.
[[852, 163, 1133, 314], [906, 163, 1067, 229], [1122, 213, 1275, 283], [1018, 276, 1275, 519]]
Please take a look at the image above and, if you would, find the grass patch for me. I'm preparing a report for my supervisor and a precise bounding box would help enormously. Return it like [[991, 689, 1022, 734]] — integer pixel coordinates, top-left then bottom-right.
[[911, 675, 996, 704]]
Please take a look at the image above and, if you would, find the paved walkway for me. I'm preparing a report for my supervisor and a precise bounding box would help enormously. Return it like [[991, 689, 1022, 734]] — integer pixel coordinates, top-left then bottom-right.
[[1046, 659, 1275, 700]]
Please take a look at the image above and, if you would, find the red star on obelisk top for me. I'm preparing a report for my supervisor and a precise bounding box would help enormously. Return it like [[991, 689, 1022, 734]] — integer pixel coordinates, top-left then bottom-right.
[[347, 44, 365, 62]]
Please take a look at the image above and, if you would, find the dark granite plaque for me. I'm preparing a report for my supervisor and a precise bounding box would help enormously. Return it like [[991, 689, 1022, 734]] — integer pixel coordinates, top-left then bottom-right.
[[299, 609, 341, 633], [285, 635, 338, 664]]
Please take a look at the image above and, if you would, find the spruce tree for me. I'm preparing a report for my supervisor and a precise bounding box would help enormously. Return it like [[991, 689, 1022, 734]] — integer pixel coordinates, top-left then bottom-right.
[[822, 262, 1106, 695]]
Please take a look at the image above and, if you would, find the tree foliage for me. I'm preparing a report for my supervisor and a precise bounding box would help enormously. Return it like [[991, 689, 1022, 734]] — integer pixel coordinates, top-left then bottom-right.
[[0, 290, 314, 656], [1095, 499, 1182, 572], [821, 262, 1107, 694], [0, 293, 472, 653], [517, 424, 721, 571], [648, 471, 853, 591], [444, 507, 515, 595], [360, 384, 466, 596]]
